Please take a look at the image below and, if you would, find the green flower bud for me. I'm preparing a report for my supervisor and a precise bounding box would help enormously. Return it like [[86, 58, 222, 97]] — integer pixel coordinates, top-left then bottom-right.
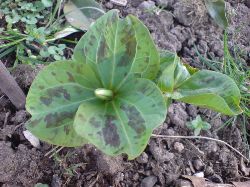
[[95, 88, 113, 101]]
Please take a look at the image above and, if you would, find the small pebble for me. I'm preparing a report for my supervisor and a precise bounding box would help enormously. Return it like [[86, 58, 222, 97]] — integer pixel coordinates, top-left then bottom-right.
[[51, 174, 62, 187], [246, 0, 250, 8], [133, 173, 140, 181], [139, 0, 156, 10], [145, 170, 152, 176], [205, 165, 214, 176], [173, 142, 184, 153], [136, 152, 149, 164], [194, 171, 204, 178], [131, 0, 144, 7], [141, 176, 157, 187], [110, 0, 127, 6], [187, 105, 198, 118], [208, 174, 223, 183], [185, 168, 192, 176], [11, 110, 27, 123], [193, 159, 205, 171], [105, 2, 113, 9], [156, 0, 168, 7]]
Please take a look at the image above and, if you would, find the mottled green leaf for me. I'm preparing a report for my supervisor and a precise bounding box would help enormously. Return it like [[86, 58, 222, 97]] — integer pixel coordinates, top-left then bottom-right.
[[74, 10, 160, 82], [74, 78, 166, 159], [157, 51, 190, 93], [171, 70, 242, 115], [204, 0, 228, 29], [26, 61, 102, 146], [127, 15, 160, 79], [64, 0, 105, 31], [74, 10, 137, 89]]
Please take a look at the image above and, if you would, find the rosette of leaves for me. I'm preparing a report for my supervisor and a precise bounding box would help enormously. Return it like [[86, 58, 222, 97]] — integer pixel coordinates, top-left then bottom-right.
[[26, 10, 167, 159]]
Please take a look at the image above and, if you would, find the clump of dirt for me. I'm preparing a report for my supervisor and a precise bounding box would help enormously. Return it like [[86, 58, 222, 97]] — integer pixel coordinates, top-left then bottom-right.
[[0, 141, 49, 186], [11, 64, 44, 93], [173, 0, 207, 27]]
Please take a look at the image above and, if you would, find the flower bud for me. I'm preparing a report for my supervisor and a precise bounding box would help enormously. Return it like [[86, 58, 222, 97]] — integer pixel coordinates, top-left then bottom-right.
[[95, 88, 113, 101]]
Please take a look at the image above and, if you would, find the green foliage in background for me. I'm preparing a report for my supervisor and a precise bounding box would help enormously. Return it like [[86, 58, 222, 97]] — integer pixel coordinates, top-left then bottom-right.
[[0, 0, 69, 64], [0, 0, 52, 27]]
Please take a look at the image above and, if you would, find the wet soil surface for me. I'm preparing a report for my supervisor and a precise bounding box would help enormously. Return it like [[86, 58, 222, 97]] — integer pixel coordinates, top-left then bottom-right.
[[0, 0, 250, 186]]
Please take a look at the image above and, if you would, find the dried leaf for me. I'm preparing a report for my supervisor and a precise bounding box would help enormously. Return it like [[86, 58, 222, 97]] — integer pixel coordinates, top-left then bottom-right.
[[182, 175, 206, 187], [64, 0, 105, 31], [232, 181, 250, 187], [54, 27, 79, 40]]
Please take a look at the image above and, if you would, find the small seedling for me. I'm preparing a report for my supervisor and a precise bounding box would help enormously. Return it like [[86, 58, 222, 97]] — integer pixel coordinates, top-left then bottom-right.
[[0, 0, 52, 27], [0, 0, 68, 64], [26, 10, 242, 159], [187, 115, 211, 136]]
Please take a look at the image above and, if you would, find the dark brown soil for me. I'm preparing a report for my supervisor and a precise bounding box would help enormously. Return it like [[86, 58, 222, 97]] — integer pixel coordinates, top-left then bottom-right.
[[0, 0, 250, 186]]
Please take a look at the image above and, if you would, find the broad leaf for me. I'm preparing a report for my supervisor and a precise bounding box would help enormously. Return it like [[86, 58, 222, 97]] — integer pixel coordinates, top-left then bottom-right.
[[74, 10, 160, 81], [74, 78, 166, 159], [157, 51, 190, 93], [26, 61, 101, 146], [171, 70, 242, 115], [64, 0, 105, 31], [127, 15, 160, 79], [75, 10, 137, 89], [204, 0, 228, 29]]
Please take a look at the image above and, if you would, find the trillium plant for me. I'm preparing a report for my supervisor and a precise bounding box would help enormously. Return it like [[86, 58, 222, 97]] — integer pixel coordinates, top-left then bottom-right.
[[26, 10, 242, 159]]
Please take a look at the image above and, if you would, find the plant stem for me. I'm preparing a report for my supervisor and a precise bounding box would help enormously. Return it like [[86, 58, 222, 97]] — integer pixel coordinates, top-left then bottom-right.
[[0, 61, 26, 109]]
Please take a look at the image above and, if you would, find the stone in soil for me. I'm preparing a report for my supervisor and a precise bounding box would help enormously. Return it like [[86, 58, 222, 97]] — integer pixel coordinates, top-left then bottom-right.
[[141, 176, 157, 187], [168, 103, 188, 128], [149, 140, 174, 163]]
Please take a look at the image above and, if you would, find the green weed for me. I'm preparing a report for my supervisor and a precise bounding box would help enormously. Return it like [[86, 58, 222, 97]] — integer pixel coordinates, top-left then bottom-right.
[[197, 32, 250, 157], [0, 0, 70, 65]]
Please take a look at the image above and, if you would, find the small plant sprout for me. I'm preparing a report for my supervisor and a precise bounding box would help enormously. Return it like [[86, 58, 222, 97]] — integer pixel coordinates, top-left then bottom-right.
[[26, 10, 242, 159], [187, 115, 211, 136]]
